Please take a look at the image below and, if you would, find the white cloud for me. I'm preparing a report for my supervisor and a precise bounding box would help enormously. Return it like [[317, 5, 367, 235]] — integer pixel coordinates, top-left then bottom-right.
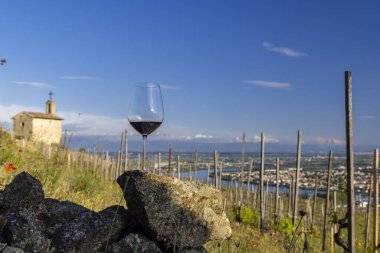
[[252, 134, 280, 144], [0, 104, 42, 122], [304, 136, 345, 146], [262, 42, 307, 57], [360, 115, 376, 120], [194, 133, 213, 139], [160, 84, 180, 90], [12, 81, 51, 89], [60, 111, 127, 136], [244, 80, 293, 89], [234, 134, 280, 144], [60, 76, 99, 80]]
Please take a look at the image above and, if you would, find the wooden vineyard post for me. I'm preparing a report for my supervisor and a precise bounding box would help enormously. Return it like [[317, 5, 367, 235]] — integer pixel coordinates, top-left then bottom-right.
[[260, 133, 265, 231], [275, 157, 280, 221], [293, 130, 302, 226], [266, 180, 271, 224], [240, 133, 246, 203], [99, 148, 104, 178], [168, 144, 172, 177], [214, 150, 218, 189], [67, 153, 71, 169], [105, 151, 109, 180], [219, 162, 223, 190], [118, 131, 124, 172], [279, 197, 283, 223], [206, 163, 210, 185], [322, 150, 333, 251], [137, 153, 141, 170], [374, 148, 379, 253], [177, 155, 181, 180], [365, 176, 372, 250], [331, 227, 335, 253], [189, 164, 192, 181], [117, 150, 121, 175], [345, 71, 355, 253], [194, 149, 198, 182], [307, 199, 312, 229], [93, 145, 98, 176], [124, 129, 128, 172], [234, 179, 238, 205], [158, 152, 161, 175], [246, 158, 253, 206], [312, 174, 318, 228], [333, 191, 337, 232], [289, 175, 293, 215]]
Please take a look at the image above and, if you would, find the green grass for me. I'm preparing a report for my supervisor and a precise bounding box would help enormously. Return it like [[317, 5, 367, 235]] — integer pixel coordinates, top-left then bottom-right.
[[0, 130, 123, 211]]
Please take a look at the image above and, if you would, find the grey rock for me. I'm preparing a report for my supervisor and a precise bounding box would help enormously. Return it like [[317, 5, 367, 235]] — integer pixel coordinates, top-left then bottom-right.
[[0, 190, 4, 207], [0, 243, 25, 253], [50, 205, 127, 253], [117, 171, 232, 250], [3, 172, 44, 212], [38, 198, 90, 230], [3, 208, 50, 253], [180, 247, 209, 253], [109, 234, 163, 253]]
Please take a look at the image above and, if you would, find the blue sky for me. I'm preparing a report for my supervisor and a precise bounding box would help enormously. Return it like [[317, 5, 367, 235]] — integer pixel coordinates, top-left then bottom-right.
[[0, 0, 379, 148]]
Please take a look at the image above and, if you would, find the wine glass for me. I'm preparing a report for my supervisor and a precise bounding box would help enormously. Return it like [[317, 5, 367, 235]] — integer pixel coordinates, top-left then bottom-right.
[[128, 82, 164, 171]]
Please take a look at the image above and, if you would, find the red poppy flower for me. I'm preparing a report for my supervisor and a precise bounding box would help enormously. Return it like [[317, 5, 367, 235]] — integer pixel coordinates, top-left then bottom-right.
[[19, 149, 23, 153], [4, 164, 16, 172], [80, 179, 84, 185], [309, 229, 315, 235]]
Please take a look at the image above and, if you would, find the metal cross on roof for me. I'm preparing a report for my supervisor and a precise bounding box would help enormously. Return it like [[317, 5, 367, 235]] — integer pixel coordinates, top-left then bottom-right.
[[48, 90, 54, 100]]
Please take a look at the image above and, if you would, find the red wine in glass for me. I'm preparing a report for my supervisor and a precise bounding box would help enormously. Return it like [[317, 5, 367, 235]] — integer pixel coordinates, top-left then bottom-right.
[[128, 83, 164, 170], [129, 121, 162, 137]]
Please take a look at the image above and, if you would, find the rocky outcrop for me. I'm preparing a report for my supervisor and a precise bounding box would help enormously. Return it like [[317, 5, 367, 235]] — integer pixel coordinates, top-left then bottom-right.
[[109, 233, 163, 253], [117, 170, 232, 251], [4, 208, 50, 252], [2, 172, 44, 212], [0, 243, 24, 253], [49, 205, 127, 253], [0, 171, 231, 253]]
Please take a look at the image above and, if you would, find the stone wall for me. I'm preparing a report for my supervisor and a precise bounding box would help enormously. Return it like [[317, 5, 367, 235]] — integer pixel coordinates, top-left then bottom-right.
[[12, 114, 33, 140], [0, 171, 231, 253], [32, 118, 62, 144]]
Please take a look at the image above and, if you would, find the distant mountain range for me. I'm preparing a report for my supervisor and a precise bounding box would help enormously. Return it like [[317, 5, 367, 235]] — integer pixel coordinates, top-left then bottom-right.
[[68, 134, 377, 154]]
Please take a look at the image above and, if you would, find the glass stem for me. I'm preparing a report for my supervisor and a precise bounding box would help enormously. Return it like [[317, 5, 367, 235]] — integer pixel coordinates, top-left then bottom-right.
[[143, 135, 147, 171]]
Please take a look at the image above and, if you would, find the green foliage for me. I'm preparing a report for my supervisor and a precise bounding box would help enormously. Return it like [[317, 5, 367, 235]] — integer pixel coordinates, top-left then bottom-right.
[[280, 218, 294, 239], [0, 132, 21, 167], [239, 206, 259, 226], [328, 210, 339, 224]]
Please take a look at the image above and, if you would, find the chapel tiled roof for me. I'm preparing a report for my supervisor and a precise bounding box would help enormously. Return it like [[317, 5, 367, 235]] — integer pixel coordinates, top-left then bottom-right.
[[12, 111, 64, 120]]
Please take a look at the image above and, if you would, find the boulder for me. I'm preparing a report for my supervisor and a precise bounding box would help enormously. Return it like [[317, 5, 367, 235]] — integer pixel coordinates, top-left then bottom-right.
[[3, 172, 44, 212], [50, 205, 127, 253], [39, 198, 90, 230], [117, 170, 231, 250], [3, 208, 50, 253], [109, 234, 163, 253], [0, 243, 25, 253], [180, 247, 209, 253], [0, 190, 4, 207]]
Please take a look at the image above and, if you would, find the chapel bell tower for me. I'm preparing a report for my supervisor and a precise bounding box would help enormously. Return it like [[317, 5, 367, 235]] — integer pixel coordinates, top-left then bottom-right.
[[46, 90, 56, 115]]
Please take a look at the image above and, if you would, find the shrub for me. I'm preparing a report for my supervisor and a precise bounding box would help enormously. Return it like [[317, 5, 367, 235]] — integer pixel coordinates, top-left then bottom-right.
[[280, 218, 294, 239]]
